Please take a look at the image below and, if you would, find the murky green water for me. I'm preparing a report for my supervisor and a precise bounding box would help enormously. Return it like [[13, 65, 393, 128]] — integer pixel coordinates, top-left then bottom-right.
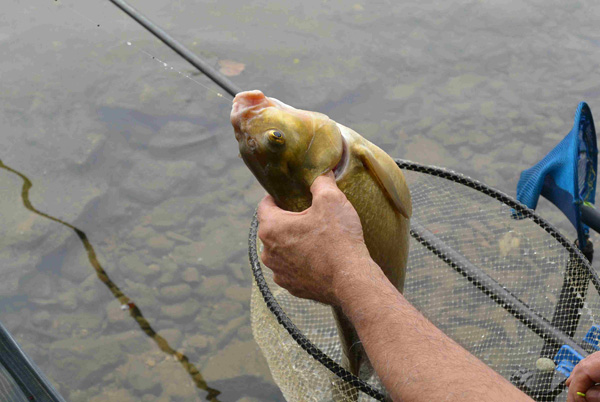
[[1, 0, 600, 400]]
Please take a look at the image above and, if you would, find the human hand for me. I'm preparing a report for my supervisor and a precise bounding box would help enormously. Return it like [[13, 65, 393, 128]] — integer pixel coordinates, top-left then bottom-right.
[[566, 351, 600, 401], [256, 171, 373, 305]]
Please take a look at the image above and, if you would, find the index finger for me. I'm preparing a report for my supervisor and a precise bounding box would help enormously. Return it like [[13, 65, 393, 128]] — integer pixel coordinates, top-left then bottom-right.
[[309, 170, 337, 194]]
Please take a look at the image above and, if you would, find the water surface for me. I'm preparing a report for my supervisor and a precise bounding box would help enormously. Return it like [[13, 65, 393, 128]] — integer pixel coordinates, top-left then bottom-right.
[[1, 0, 600, 401]]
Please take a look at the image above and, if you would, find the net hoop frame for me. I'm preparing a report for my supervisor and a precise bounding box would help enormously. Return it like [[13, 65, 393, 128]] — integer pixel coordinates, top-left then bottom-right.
[[248, 159, 599, 401]]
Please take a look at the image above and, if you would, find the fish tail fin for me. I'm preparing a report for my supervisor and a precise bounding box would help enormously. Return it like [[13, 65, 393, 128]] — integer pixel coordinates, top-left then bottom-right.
[[332, 307, 362, 401]]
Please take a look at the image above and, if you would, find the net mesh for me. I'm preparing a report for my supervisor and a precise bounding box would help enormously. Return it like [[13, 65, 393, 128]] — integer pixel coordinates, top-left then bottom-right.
[[249, 160, 599, 402]]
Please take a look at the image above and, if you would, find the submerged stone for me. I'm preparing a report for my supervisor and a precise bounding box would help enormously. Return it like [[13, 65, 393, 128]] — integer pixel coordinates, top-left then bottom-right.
[[198, 274, 229, 299], [216, 315, 248, 348], [89, 388, 136, 402], [31, 310, 52, 327], [158, 283, 191, 303], [211, 301, 243, 323], [119, 254, 158, 282], [121, 158, 196, 204], [106, 299, 129, 325], [147, 197, 198, 229], [49, 331, 148, 389], [155, 360, 197, 400], [202, 340, 271, 383], [160, 299, 200, 321], [185, 334, 210, 352], [146, 235, 175, 255], [150, 121, 218, 155], [181, 267, 201, 283], [122, 357, 161, 394], [224, 285, 251, 303]]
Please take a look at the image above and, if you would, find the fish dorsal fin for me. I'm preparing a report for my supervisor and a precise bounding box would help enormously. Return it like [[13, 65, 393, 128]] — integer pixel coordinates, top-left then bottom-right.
[[357, 145, 412, 219]]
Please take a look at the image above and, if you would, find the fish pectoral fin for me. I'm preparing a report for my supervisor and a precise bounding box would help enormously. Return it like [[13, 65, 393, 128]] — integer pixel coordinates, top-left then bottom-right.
[[357, 145, 412, 219]]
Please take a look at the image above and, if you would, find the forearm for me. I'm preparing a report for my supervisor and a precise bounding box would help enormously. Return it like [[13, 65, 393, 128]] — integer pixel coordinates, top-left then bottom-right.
[[335, 257, 533, 402]]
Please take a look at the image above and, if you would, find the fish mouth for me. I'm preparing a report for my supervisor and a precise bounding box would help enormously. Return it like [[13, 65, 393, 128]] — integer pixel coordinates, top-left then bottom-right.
[[231, 90, 268, 117], [332, 136, 348, 179], [231, 90, 297, 130], [231, 90, 287, 131], [231, 90, 268, 137]]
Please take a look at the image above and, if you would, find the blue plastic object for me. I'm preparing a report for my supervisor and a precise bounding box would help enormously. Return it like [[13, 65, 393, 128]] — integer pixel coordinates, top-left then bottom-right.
[[583, 324, 600, 351], [516, 102, 597, 248], [554, 345, 585, 377]]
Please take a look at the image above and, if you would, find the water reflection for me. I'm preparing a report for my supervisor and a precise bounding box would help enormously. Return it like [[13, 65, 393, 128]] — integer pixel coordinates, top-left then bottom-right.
[[0, 159, 222, 402]]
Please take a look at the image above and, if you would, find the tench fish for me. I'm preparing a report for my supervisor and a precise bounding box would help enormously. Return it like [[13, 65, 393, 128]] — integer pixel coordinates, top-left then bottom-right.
[[231, 90, 411, 397]]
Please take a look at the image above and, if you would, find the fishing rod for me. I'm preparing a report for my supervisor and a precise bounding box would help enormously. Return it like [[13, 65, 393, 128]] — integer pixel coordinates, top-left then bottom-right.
[[108, 0, 242, 97]]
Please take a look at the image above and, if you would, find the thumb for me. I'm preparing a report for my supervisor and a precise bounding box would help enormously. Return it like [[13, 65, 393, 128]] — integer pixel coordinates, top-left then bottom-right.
[[310, 171, 338, 195]]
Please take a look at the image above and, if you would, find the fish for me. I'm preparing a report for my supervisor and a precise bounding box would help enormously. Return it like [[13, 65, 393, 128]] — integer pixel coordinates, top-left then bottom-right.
[[231, 89, 411, 398]]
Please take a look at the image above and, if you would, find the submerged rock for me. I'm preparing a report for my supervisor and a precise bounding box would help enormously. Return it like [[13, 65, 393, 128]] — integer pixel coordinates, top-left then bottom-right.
[[61, 243, 94, 283], [89, 388, 137, 402], [160, 299, 200, 321], [185, 334, 210, 353], [49, 331, 149, 389], [129, 225, 157, 242], [165, 231, 194, 244], [202, 340, 271, 383], [224, 285, 251, 303], [121, 158, 197, 204], [146, 235, 175, 255], [52, 312, 104, 338], [21, 272, 54, 300], [121, 357, 161, 394], [119, 254, 158, 282], [63, 133, 106, 171], [197, 275, 229, 299], [154, 359, 198, 400], [158, 283, 192, 303], [210, 300, 243, 323], [31, 310, 52, 327], [181, 267, 201, 283], [106, 299, 129, 326], [227, 263, 247, 282], [147, 197, 198, 229], [215, 315, 248, 348], [149, 120, 218, 156]]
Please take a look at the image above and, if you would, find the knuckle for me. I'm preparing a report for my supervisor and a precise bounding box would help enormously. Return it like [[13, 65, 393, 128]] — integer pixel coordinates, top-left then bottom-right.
[[260, 249, 273, 268], [257, 222, 273, 242], [272, 273, 287, 289], [317, 187, 344, 204]]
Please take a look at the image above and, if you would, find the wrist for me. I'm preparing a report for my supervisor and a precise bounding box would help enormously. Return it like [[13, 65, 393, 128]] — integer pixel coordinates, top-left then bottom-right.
[[331, 254, 389, 308]]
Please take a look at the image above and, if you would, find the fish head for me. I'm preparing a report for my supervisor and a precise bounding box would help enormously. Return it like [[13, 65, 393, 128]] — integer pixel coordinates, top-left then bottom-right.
[[231, 90, 343, 211]]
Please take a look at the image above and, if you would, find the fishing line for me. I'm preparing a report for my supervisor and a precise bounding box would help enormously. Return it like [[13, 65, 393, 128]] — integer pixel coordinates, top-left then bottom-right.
[[49, 0, 232, 103], [126, 41, 228, 100], [0, 159, 223, 401]]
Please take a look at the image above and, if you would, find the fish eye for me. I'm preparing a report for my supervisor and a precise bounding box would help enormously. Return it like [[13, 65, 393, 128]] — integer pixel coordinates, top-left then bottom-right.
[[267, 130, 285, 144]]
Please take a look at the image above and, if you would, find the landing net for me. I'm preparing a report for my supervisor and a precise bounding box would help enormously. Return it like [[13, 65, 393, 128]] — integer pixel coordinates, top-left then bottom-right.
[[249, 159, 599, 401]]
